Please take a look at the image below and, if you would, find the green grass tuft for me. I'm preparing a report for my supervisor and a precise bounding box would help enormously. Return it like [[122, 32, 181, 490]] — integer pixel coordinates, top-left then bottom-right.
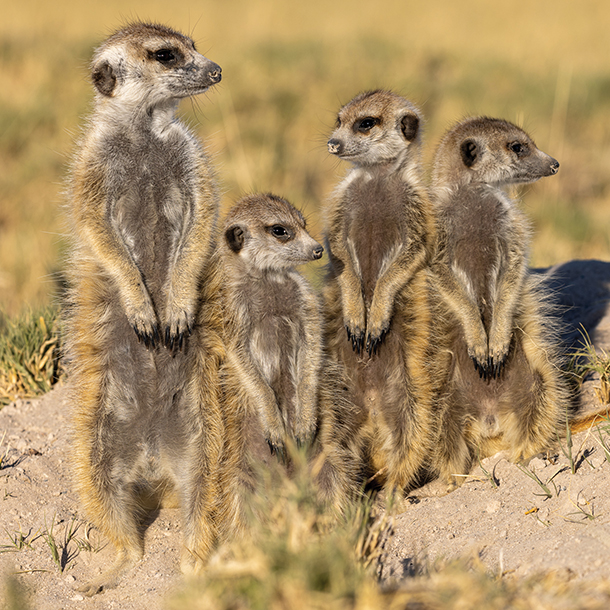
[[0, 305, 62, 407]]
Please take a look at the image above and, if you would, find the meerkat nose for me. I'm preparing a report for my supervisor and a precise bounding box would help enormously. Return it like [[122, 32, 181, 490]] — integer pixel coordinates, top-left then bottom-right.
[[313, 245, 324, 259], [549, 159, 560, 174], [327, 139, 343, 155], [207, 63, 222, 83]]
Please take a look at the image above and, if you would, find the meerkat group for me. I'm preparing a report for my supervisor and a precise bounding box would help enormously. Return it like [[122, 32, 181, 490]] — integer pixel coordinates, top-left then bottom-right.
[[66, 22, 571, 594]]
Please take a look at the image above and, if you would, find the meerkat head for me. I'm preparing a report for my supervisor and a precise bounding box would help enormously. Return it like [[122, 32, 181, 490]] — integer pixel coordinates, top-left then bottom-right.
[[224, 194, 324, 273], [90, 22, 221, 108], [327, 90, 423, 168], [433, 117, 559, 188]]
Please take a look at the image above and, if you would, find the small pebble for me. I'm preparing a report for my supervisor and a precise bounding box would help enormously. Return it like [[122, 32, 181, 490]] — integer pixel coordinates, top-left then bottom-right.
[[486, 500, 501, 514]]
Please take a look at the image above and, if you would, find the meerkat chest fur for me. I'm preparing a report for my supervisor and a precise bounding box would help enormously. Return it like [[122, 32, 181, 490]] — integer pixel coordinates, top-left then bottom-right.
[[440, 185, 519, 323], [240, 272, 308, 385], [98, 125, 199, 274], [341, 170, 419, 305]]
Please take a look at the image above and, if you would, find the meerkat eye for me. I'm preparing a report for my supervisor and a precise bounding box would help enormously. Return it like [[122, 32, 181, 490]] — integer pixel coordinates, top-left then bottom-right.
[[356, 117, 379, 133], [153, 49, 176, 64], [509, 142, 528, 156], [268, 225, 292, 241]]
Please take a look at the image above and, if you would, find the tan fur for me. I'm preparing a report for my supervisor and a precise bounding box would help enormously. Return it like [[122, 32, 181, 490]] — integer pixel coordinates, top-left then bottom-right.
[[64, 22, 227, 594], [322, 90, 439, 494], [429, 117, 570, 488], [311, 357, 364, 511]]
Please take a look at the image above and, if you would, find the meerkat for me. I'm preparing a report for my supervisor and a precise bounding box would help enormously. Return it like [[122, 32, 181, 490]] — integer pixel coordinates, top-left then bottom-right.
[[64, 22, 225, 594], [429, 116, 569, 486], [218, 193, 362, 511], [220, 193, 324, 464], [323, 90, 439, 494]]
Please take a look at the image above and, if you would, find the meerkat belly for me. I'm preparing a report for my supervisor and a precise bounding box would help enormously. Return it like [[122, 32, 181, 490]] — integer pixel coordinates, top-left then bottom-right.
[[246, 279, 305, 416], [345, 177, 407, 305], [108, 132, 195, 300], [447, 193, 509, 327]]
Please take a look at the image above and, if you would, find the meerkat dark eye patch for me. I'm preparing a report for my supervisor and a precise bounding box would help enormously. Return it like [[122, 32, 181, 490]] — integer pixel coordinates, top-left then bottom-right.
[[460, 139, 479, 167], [508, 141, 529, 156], [267, 225, 293, 241], [355, 117, 379, 133], [92, 61, 117, 97], [225, 225, 246, 253], [150, 48, 180, 66], [400, 113, 419, 141]]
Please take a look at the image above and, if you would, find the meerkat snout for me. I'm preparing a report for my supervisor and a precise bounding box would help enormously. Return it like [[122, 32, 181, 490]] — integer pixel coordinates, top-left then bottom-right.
[[328, 139, 343, 155], [206, 65, 222, 83]]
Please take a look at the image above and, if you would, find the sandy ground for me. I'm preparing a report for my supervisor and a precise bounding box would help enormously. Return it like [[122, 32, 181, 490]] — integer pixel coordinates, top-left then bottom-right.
[[1, 259, 610, 609]]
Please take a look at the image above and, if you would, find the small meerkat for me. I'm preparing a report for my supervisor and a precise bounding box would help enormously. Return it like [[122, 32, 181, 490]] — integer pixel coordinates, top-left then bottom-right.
[[64, 23, 224, 594], [221, 193, 325, 461], [429, 116, 569, 485], [323, 90, 439, 493]]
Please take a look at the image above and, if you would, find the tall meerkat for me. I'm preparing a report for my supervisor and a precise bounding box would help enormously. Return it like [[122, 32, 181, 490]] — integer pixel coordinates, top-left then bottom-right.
[[64, 23, 225, 595], [221, 193, 324, 463], [429, 116, 569, 486], [323, 90, 439, 493]]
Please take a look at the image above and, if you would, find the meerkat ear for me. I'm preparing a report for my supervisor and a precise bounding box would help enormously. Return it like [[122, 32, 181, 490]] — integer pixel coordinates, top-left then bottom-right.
[[400, 113, 419, 142], [225, 225, 246, 253], [460, 139, 479, 167], [92, 61, 117, 97]]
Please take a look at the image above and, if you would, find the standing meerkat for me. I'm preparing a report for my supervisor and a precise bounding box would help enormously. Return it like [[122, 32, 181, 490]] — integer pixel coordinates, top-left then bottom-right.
[[323, 90, 439, 494], [429, 116, 569, 486], [64, 22, 225, 594], [221, 193, 324, 462], [219, 193, 362, 512]]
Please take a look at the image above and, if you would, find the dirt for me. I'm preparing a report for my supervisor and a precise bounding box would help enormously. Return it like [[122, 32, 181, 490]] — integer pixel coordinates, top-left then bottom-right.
[[1, 259, 610, 609]]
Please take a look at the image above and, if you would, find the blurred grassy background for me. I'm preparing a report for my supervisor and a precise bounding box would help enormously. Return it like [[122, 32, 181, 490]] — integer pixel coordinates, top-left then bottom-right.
[[1, 0, 609, 314]]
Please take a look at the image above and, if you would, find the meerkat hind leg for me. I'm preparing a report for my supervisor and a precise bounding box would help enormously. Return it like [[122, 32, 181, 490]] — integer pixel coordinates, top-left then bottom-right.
[[77, 544, 143, 596]]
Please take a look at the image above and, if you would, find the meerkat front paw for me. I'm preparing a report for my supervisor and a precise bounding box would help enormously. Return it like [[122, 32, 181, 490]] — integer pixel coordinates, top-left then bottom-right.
[[163, 306, 194, 354], [466, 336, 492, 380], [366, 293, 395, 356], [345, 322, 366, 354], [468, 350, 489, 380], [127, 299, 160, 350], [292, 415, 317, 450], [487, 336, 511, 380], [266, 438, 288, 464], [342, 291, 366, 354], [365, 320, 391, 356]]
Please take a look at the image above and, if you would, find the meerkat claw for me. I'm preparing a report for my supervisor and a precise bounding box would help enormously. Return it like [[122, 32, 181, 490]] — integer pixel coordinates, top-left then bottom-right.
[[266, 440, 287, 464], [346, 326, 365, 355], [366, 327, 390, 356]]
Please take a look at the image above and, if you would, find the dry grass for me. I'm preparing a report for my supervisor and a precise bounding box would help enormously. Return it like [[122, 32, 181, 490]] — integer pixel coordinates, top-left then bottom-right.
[[1, 0, 609, 313], [167, 461, 610, 610]]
